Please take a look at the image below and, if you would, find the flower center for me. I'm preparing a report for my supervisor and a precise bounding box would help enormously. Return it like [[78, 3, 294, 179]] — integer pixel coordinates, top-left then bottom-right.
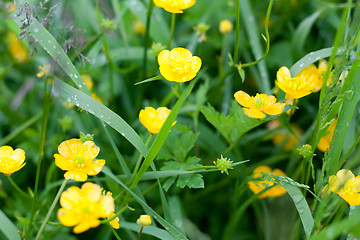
[[73, 156, 86, 167]]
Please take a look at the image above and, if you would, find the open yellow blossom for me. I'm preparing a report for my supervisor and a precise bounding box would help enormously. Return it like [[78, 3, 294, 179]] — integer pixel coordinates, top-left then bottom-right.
[[317, 118, 337, 152], [0, 146, 26, 176], [6, 32, 28, 63], [137, 215, 152, 226], [219, 20, 233, 34], [234, 90, 285, 119], [139, 107, 176, 135], [153, 0, 196, 13], [54, 138, 105, 181], [329, 169, 360, 206], [158, 47, 201, 83], [57, 182, 118, 233], [276, 66, 314, 99], [248, 165, 287, 198]]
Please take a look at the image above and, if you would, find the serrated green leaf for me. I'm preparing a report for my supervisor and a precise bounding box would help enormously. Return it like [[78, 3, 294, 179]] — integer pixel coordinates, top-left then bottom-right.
[[177, 173, 204, 189], [163, 177, 177, 192], [173, 132, 200, 162]]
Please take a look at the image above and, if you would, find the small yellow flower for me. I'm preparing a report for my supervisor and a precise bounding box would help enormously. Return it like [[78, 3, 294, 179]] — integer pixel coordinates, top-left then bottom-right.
[[158, 47, 202, 83], [137, 215, 152, 226], [296, 64, 322, 92], [219, 20, 233, 34], [234, 90, 285, 119], [317, 118, 337, 152], [328, 169, 360, 206], [248, 165, 287, 199], [133, 19, 146, 35], [37, 65, 51, 78], [153, 0, 196, 13], [54, 138, 106, 181], [0, 146, 26, 176], [276, 66, 314, 99], [6, 32, 28, 63], [57, 182, 117, 233], [139, 107, 176, 135]]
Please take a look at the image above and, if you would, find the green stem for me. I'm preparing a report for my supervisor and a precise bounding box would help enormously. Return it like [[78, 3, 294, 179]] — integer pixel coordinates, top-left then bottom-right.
[[35, 179, 68, 240], [141, 0, 155, 80], [233, 0, 240, 63], [28, 79, 51, 239], [219, 34, 227, 78], [137, 226, 144, 240], [100, 204, 128, 224], [6, 175, 31, 199], [109, 223, 122, 240], [167, 13, 176, 49]]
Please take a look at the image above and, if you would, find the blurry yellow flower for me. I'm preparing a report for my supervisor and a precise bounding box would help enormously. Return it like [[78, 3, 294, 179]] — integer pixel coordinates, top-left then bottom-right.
[[219, 20, 233, 34], [234, 90, 285, 119], [153, 0, 196, 13], [248, 165, 287, 198], [276, 66, 314, 99], [37, 64, 51, 78], [297, 64, 322, 92], [54, 138, 106, 181], [57, 182, 117, 233], [0, 146, 26, 176], [137, 215, 152, 226], [139, 107, 176, 135], [317, 118, 337, 152], [133, 19, 146, 35], [329, 169, 360, 206], [81, 75, 93, 90], [268, 120, 303, 151], [91, 93, 103, 104], [6, 32, 28, 63], [158, 47, 201, 83]]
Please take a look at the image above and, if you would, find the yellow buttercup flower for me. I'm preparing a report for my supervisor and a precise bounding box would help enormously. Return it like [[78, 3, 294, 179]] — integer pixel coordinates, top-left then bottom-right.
[[234, 90, 285, 119], [248, 165, 287, 199], [219, 20, 233, 34], [54, 138, 106, 181], [57, 182, 118, 233], [6, 32, 28, 63], [0, 146, 26, 176], [296, 64, 322, 92], [158, 47, 201, 83], [137, 215, 152, 226], [276, 66, 314, 99], [317, 118, 337, 152], [153, 0, 196, 13], [328, 169, 360, 206], [139, 107, 176, 135]]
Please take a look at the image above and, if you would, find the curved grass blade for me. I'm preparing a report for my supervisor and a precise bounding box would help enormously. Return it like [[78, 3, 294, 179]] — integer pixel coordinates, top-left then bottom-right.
[[130, 69, 206, 189], [120, 222, 176, 240], [53, 78, 148, 157], [102, 167, 189, 240], [0, 210, 20, 240], [135, 75, 163, 85]]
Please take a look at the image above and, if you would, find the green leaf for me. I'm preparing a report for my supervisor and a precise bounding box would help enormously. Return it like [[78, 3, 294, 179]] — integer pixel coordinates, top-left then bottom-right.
[[53, 78, 148, 157], [0, 210, 20, 240], [135, 75, 164, 85], [120, 222, 176, 240]]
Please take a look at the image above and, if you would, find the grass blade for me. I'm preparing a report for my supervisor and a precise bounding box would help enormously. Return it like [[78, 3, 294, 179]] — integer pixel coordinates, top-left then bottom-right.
[[0, 210, 20, 240]]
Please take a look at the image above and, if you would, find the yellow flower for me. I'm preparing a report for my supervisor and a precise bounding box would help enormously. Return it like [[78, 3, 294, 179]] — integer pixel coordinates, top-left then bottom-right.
[[6, 32, 28, 63], [276, 66, 314, 99], [57, 182, 117, 233], [248, 165, 287, 199], [139, 107, 176, 135], [137, 215, 152, 226], [158, 47, 201, 83], [37, 64, 51, 78], [317, 118, 337, 152], [0, 146, 26, 176], [219, 20, 233, 34], [296, 64, 322, 92], [328, 169, 360, 206], [133, 19, 146, 35], [54, 138, 106, 181], [234, 90, 285, 119], [153, 0, 196, 13]]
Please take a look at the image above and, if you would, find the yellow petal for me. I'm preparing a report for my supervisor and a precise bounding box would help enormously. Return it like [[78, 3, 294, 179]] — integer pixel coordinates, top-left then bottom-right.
[[262, 102, 285, 116], [85, 159, 106, 176], [59, 186, 82, 209], [81, 182, 102, 202], [58, 139, 84, 160], [158, 50, 170, 66], [64, 170, 88, 181], [82, 141, 100, 160], [234, 90, 255, 108], [54, 154, 72, 170], [73, 219, 100, 234], [57, 208, 82, 227], [243, 108, 266, 119], [0, 146, 14, 157]]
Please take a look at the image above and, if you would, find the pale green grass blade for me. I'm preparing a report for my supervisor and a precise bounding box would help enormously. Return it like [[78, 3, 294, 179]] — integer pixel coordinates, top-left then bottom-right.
[[102, 168, 189, 240], [0, 210, 20, 240], [53, 78, 148, 156], [120, 222, 176, 240], [240, 0, 270, 93], [130, 69, 205, 188], [281, 182, 314, 237]]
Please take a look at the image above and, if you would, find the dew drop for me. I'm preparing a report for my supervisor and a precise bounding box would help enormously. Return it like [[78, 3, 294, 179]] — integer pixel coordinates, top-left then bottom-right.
[[88, 109, 95, 114], [47, 40, 51, 44], [67, 61, 70, 65], [299, 63, 305, 68], [74, 74, 78, 78], [53, 45, 56, 49], [67, 97, 71, 102], [105, 120, 111, 125], [33, 27, 39, 33], [75, 103, 80, 107], [100, 115, 104, 118], [86, 104, 90, 107], [78, 84, 82, 88], [70, 73, 74, 77]]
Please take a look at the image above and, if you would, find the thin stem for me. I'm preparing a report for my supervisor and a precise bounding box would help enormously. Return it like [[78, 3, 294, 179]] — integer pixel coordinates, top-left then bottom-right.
[[100, 204, 128, 224], [219, 34, 227, 78], [141, 0, 155, 80], [167, 13, 176, 49], [6, 175, 31, 199], [28, 78, 51, 239], [35, 179, 68, 240], [129, 135, 153, 187], [137, 226, 144, 240], [109, 223, 122, 240], [233, 0, 240, 63]]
